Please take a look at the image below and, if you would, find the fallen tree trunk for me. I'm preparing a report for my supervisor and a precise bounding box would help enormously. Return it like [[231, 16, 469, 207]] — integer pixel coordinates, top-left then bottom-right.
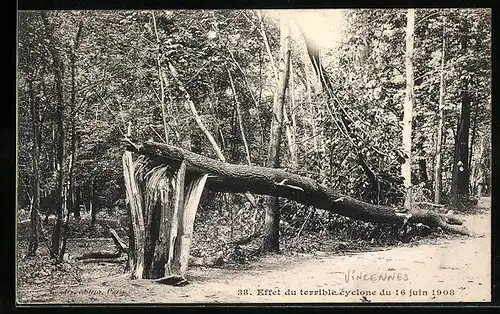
[[124, 139, 471, 235]]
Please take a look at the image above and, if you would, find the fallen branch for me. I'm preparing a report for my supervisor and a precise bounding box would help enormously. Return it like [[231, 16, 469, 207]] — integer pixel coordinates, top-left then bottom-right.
[[108, 226, 129, 253]]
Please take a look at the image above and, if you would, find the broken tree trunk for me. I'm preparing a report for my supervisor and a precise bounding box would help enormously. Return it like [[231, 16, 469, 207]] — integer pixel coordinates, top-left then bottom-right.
[[164, 161, 186, 276], [122, 151, 146, 279], [124, 139, 471, 236], [172, 174, 208, 276]]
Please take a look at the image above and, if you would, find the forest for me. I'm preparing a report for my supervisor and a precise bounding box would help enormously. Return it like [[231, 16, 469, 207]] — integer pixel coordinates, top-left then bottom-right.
[[17, 9, 491, 303]]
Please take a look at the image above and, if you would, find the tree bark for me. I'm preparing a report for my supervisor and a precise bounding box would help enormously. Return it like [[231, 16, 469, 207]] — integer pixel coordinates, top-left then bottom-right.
[[418, 159, 429, 185], [40, 11, 65, 260], [152, 12, 169, 143], [90, 179, 97, 227], [60, 20, 83, 262], [124, 140, 471, 236], [167, 62, 226, 162], [150, 181, 171, 278], [227, 67, 251, 166], [402, 9, 415, 211], [263, 14, 291, 253], [284, 61, 297, 168], [468, 100, 478, 194], [122, 151, 146, 279], [27, 75, 40, 256], [434, 18, 447, 205], [173, 174, 208, 276], [164, 161, 186, 276], [256, 11, 278, 82], [450, 25, 471, 208]]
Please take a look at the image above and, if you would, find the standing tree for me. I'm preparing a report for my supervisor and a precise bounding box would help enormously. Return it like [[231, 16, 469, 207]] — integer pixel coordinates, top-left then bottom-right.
[[434, 16, 447, 205], [402, 9, 415, 211], [40, 11, 66, 260], [19, 11, 42, 256], [262, 12, 291, 253], [450, 19, 471, 208]]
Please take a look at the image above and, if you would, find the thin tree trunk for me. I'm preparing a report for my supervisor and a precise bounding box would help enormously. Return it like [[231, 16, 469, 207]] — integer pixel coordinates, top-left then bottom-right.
[[27, 75, 40, 256], [256, 11, 278, 82], [167, 62, 226, 162], [468, 101, 478, 174], [402, 9, 415, 211], [152, 12, 169, 143], [434, 18, 447, 205], [40, 11, 65, 260], [90, 180, 97, 227], [450, 25, 471, 208], [289, 60, 298, 165], [283, 60, 297, 168], [58, 183, 70, 262], [476, 137, 485, 199], [227, 67, 251, 166], [167, 61, 257, 207], [60, 20, 83, 262], [263, 14, 291, 253]]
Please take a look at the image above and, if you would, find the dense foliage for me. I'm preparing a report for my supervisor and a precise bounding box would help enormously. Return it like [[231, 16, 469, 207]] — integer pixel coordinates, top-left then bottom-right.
[[17, 9, 491, 258]]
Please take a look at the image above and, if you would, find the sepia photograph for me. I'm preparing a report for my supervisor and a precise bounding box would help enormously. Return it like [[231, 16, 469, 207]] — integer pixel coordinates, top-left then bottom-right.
[[16, 8, 491, 304]]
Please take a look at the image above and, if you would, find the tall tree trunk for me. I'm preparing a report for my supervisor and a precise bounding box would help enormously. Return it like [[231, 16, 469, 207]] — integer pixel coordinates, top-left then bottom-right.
[[434, 18, 447, 205], [475, 136, 485, 199], [283, 58, 298, 168], [468, 100, 478, 190], [402, 9, 415, 211], [90, 179, 97, 227], [41, 11, 65, 260], [450, 25, 471, 208], [256, 11, 278, 82], [263, 14, 291, 253], [227, 67, 251, 166], [152, 12, 169, 143], [59, 20, 83, 262], [418, 159, 429, 185], [27, 75, 40, 256]]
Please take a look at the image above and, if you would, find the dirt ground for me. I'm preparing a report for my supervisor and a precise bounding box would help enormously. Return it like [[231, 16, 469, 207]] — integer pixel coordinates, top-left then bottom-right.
[[17, 197, 491, 304]]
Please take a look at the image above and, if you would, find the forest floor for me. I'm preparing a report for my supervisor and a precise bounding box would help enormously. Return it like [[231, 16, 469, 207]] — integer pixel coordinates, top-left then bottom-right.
[[16, 197, 491, 304]]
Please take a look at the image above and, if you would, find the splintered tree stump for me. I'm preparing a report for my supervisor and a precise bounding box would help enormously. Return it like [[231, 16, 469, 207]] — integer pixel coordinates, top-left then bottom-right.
[[122, 151, 146, 279]]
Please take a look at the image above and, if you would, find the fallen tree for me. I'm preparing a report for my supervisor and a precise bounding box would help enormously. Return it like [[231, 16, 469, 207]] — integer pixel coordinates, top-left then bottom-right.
[[119, 138, 472, 285], [124, 139, 471, 236]]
